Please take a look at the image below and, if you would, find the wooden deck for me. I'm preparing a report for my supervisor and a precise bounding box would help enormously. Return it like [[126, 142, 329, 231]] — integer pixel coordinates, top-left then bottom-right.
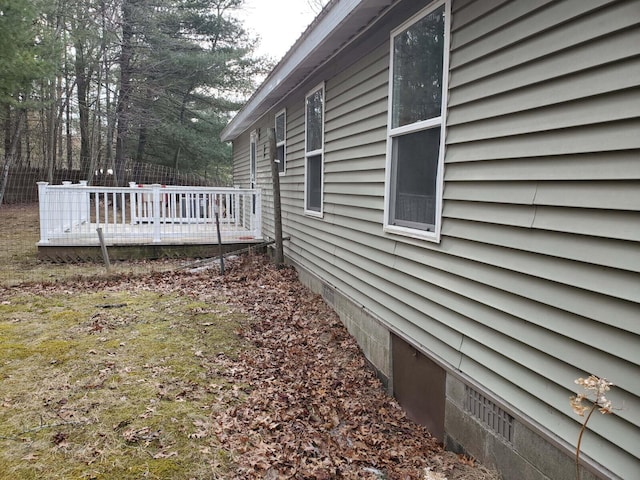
[[36, 182, 264, 261], [38, 221, 261, 246], [37, 222, 264, 262]]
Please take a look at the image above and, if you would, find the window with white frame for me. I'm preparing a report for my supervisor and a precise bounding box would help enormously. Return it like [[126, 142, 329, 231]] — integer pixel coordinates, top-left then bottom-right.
[[275, 110, 286, 174], [384, 1, 449, 241], [305, 84, 324, 215]]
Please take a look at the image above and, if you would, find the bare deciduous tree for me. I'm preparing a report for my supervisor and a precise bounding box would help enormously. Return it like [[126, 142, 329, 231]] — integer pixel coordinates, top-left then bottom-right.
[[306, 0, 329, 15]]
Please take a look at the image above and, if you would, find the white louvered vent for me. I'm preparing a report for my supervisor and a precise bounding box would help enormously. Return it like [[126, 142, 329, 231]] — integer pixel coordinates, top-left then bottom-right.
[[464, 386, 514, 443]]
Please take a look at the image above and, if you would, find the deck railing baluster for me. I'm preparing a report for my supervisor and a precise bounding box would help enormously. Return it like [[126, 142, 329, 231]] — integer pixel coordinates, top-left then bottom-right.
[[37, 182, 262, 246]]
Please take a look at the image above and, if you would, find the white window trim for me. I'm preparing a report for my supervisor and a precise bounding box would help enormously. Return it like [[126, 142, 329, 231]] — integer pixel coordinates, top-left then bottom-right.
[[249, 129, 257, 188], [275, 109, 287, 176], [304, 82, 325, 217], [383, 0, 450, 243]]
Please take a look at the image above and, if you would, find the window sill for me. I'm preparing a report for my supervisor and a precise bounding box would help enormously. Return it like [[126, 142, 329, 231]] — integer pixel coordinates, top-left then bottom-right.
[[304, 209, 324, 219], [383, 224, 440, 243]]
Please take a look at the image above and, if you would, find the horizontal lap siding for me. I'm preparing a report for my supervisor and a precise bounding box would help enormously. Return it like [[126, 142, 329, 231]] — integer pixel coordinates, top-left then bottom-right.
[[232, 117, 277, 239], [233, 0, 640, 477], [232, 131, 250, 187], [446, 0, 640, 477], [281, 42, 392, 287]]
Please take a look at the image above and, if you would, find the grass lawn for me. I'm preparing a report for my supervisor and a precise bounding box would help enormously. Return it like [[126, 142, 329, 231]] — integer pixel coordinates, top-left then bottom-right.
[[0, 205, 499, 479], [0, 283, 248, 479], [0, 203, 181, 287]]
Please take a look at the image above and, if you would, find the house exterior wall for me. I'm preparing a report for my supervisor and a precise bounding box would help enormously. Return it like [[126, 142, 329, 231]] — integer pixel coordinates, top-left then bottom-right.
[[233, 125, 278, 241], [229, 1, 640, 478]]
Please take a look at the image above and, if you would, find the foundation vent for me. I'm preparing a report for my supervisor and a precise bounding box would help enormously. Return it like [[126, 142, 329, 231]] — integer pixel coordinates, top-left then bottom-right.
[[464, 386, 514, 443]]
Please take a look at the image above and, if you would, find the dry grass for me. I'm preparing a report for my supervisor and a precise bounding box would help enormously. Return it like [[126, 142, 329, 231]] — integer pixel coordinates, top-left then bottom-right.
[[0, 205, 500, 480], [0, 206, 248, 478], [0, 286, 249, 479], [0, 204, 41, 285], [0, 204, 181, 286]]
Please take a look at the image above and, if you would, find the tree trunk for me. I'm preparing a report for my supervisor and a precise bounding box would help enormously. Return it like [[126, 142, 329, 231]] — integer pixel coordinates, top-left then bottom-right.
[[3, 104, 11, 155], [135, 85, 152, 163], [47, 80, 57, 175], [173, 146, 181, 172], [56, 70, 63, 168], [25, 111, 31, 167], [66, 83, 73, 171], [172, 88, 192, 175], [0, 110, 25, 207], [136, 124, 147, 163], [63, 32, 73, 173], [101, 0, 114, 184], [76, 49, 91, 180], [114, 0, 134, 187]]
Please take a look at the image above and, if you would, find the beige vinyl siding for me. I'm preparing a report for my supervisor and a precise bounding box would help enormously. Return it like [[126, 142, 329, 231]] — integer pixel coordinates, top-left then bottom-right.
[[231, 0, 640, 477], [444, 0, 640, 476], [451, 0, 620, 63], [445, 152, 640, 180], [232, 130, 251, 187], [442, 220, 640, 273], [231, 117, 278, 240], [277, 41, 392, 279]]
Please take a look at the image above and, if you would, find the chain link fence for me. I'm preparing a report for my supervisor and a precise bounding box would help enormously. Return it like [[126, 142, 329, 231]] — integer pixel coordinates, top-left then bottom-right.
[[1, 160, 228, 205]]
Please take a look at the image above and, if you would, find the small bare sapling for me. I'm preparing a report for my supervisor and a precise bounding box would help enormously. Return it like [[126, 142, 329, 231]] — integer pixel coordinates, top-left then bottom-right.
[[569, 375, 614, 480]]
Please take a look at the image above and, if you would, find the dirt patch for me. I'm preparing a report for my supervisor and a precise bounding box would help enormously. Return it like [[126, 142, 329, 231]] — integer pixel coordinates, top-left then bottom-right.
[[0, 254, 500, 479]]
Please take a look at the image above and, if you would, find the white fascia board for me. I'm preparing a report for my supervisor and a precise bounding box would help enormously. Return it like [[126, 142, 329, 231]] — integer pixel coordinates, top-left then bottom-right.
[[221, 0, 367, 142]]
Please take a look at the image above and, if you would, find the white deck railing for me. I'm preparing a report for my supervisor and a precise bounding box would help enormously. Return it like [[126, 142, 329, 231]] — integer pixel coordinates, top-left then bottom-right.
[[37, 181, 262, 245]]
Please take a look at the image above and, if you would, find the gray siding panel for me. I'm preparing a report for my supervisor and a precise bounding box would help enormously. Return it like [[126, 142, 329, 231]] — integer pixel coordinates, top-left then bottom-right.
[[451, 0, 515, 34], [444, 200, 640, 241], [451, 1, 638, 82], [450, 0, 620, 66], [442, 219, 640, 273], [447, 58, 640, 125], [445, 180, 640, 210], [447, 89, 640, 143], [444, 2, 640, 475], [444, 152, 640, 181], [232, 1, 640, 477], [449, 29, 640, 105], [446, 121, 640, 161]]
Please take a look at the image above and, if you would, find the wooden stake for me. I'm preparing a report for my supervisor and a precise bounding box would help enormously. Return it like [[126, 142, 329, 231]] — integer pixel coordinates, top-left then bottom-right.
[[215, 212, 224, 275], [96, 228, 111, 272], [268, 128, 284, 267]]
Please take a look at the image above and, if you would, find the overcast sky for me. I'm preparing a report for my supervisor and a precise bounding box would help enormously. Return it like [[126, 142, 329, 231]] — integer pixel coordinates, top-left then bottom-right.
[[239, 0, 319, 60]]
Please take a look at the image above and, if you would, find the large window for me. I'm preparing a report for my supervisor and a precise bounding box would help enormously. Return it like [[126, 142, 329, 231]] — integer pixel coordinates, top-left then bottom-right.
[[384, 1, 449, 241], [305, 84, 324, 215], [275, 110, 286, 174]]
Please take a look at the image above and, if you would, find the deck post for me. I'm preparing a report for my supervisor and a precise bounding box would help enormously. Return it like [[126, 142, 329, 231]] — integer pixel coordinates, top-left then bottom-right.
[[62, 181, 72, 233], [151, 183, 162, 242], [234, 187, 240, 230], [37, 182, 50, 244], [129, 182, 137, 224], [79, 180, 89, 224]]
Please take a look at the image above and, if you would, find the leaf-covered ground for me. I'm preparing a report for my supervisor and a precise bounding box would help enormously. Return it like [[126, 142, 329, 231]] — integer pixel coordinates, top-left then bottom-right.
[[0, 254, 499, 479]]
